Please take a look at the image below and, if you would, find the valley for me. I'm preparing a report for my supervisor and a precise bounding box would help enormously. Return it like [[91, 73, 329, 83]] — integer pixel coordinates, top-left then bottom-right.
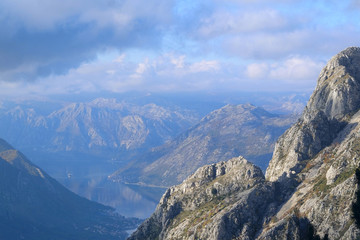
[[0, 92, 305, 219]]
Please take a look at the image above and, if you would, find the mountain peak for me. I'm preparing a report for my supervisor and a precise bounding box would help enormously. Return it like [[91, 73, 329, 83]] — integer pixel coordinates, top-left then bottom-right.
[[307, 46, 360, 121], [325, 46, 360, 69], [266, 46, 360, 182], [0, 138, 14, 152], [129, 157, 271, 240]]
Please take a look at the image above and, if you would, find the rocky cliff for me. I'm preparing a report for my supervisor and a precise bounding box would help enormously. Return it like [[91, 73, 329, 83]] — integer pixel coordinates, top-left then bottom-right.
[[129, 47, 360, 239]]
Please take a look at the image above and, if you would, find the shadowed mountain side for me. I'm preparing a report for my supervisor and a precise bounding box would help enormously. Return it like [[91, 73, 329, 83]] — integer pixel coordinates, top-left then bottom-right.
[[0, 138, 140, 240]]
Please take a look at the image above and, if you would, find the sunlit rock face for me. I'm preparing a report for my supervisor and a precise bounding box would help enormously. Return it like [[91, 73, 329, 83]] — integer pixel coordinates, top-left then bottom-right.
[[266, 47, 360, 182]]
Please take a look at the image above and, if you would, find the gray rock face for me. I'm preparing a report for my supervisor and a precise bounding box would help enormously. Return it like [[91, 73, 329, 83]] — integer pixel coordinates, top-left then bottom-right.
[[130, 47, 360, 240], [310, 47, 360, 119], [266, 47, 360, 182]]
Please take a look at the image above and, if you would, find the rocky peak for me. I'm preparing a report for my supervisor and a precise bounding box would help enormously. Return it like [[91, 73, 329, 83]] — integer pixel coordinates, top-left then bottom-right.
[[317, 47, 360, 86], [129, 157, 273, 240], [266, 47, 360, 182], [305, 46, 360, 121], [164, 156, 265, 201]]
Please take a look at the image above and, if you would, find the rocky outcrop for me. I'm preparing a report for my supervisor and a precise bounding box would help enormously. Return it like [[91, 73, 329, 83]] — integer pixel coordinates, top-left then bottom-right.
[[129, 157, 275, 240], [129, 47, 360, 240]]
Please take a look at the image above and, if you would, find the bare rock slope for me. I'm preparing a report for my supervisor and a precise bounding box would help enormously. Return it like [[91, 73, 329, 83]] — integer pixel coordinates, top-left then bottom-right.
[[129, 47, 360, 240]]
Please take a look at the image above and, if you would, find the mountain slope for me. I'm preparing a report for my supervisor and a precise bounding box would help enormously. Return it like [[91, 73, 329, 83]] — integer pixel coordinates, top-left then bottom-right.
[[0, 138, 140, 240], [111, 104, 296, 187], [129, 47, 360, 239]]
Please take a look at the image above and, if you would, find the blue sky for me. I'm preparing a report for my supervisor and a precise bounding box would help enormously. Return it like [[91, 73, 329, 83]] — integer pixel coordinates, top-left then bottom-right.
[[0, 0, 360, 97]]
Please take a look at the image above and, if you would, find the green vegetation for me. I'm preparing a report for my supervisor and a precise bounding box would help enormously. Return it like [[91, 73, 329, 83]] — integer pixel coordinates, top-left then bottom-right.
[[313, 175, 329, 194], [312, 157, 356, 197], [334, 168, 356, 185]]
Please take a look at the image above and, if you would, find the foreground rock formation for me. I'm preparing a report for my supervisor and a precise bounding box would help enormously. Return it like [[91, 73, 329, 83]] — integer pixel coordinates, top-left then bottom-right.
[[129, 47, 360, 239]]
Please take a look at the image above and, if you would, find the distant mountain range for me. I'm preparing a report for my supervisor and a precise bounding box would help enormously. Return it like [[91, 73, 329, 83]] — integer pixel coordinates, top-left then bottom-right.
[[0, 93, 308, 167], [0, 98, 199, 157], [0, 138, 140, 240], [111, 104, 297, 187]]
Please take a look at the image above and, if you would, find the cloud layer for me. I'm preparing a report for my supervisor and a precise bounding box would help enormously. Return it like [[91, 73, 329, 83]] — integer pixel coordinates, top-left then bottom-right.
[[0, 0, 359, 95]]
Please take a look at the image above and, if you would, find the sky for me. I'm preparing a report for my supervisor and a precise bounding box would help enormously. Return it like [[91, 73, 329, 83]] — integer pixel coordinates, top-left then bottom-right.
[[1, 0, 360, 97]]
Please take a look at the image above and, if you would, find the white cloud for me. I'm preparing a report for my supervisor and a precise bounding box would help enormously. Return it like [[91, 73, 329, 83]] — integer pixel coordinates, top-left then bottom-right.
[[0, 0, 174, 31], [197, 9, 289, 38], [135, 60, 150, 75], [189, 60, 220, 73], [0, 53, 224, 95], [0, 0, 82, 31], [246, 63, 269, 79], [170, 55, 186, 69], [269, 57, 324, 81], [224, 30, 311, 59], [113, 54, 126, 64], [0, 51, 329, 96], [106, 70, 116, 75], [246, 57, 325, 83], [0, 0, 359, 96]]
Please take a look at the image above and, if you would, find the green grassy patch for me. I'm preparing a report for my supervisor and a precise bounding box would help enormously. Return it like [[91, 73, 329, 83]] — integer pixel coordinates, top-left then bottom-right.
[[313, 167, 356, 196]]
